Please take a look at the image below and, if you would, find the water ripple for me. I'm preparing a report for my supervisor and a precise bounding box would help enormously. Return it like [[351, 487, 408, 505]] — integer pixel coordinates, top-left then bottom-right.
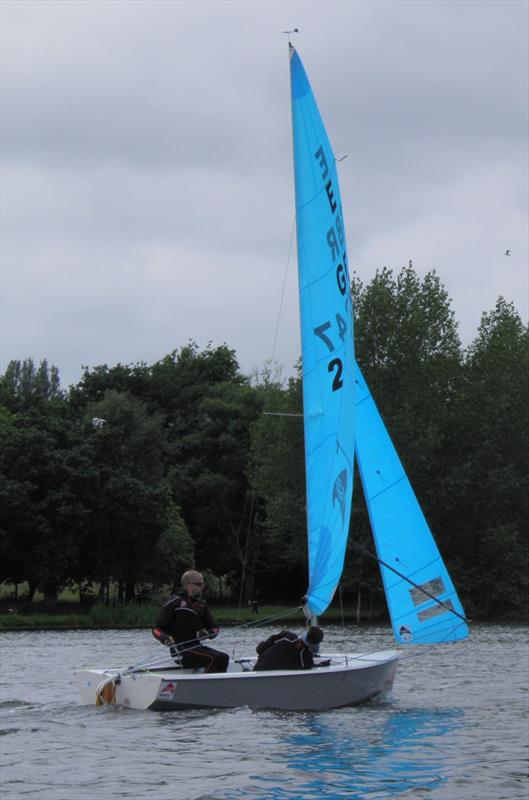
[[0, 624, 527, 799]]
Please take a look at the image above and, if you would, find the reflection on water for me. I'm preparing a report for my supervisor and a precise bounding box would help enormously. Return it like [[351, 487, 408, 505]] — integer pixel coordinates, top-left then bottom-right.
[[244, 706, 463, 799], [0, 625, 527, 800]]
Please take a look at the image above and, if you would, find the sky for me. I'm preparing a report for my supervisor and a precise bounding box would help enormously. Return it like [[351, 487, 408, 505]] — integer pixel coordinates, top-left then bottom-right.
[[1, 0, 528, 389]]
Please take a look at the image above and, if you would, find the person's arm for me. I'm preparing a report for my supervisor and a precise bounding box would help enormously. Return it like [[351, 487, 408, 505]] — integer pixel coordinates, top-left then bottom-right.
[[256, 631, 294, 655], [300, 646, 315, 670], [200, 602, 219, 638], [256, 632, 283, 655]]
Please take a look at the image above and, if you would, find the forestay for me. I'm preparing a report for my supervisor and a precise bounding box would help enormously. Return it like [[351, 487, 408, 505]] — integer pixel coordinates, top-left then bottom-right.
[[354, 363, 469, 644], [290, 45, 356, 617]]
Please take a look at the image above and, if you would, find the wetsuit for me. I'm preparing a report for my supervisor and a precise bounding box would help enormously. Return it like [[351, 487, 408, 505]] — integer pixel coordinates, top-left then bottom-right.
[[156, 591, 229, 673], [253, 630, 315, 671]]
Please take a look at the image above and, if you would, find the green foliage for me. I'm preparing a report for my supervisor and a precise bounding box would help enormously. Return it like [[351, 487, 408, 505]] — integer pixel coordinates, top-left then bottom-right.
[[249, 372, 307, 596], [152, 504, 195, 586], [0, 286, 527, 620], [0, 359, 63, 410], [440, 298, 529, 618]]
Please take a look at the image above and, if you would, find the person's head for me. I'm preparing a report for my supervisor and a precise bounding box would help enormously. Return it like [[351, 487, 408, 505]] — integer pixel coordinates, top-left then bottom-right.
[[303, 626, 324, 651], [182, 570, 204, 599]]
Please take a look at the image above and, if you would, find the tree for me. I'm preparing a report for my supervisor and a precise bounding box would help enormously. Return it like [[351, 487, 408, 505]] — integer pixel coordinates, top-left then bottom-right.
[[0, 400, 85, 603], [350, 266, 464, 615], [151, 503, 195, 587], [0, 359, 63, 410], [248, 368, 308, 599], [441, 298, 529, 617], [78, 389, 171, 601]]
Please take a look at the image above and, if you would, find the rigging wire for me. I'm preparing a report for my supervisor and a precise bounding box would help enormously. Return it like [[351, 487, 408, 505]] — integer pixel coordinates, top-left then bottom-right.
[[270, 217, 296, 365], [238, 604, 304, 629], [119, 606, 306, 675], [349, 540, 470, 625], [338, 583, 345, 630], [236, 489, 257, 624]]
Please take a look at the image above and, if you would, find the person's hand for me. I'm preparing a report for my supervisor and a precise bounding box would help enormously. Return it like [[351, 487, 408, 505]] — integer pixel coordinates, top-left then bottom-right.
[[152, 627, 169, 645], [199, 628, 218, 640]]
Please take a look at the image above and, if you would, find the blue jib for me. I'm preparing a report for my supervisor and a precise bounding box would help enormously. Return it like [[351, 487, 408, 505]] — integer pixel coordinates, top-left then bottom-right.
[[355, 363, 469, 644]]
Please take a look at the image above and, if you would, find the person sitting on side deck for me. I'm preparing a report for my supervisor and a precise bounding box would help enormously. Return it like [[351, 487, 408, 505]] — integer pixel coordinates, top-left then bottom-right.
[[153, 570, 229, 674], [253, 626, 325, 671]]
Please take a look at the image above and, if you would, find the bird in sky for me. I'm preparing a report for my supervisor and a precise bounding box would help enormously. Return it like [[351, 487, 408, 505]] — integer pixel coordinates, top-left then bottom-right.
[[505, 250, 511, 255]]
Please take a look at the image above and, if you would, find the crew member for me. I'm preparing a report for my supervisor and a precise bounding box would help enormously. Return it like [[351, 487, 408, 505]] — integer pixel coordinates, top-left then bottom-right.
[[253, 626, 326, 671], [153, 570, 229, 673]]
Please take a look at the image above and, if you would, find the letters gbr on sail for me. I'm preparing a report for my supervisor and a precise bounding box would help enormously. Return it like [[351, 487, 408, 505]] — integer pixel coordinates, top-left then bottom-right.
[[289, 45, 356, 616]]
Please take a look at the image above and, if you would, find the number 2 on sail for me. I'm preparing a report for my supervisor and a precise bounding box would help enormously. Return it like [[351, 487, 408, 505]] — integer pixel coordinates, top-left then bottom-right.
[[314, 315, 347, 391]]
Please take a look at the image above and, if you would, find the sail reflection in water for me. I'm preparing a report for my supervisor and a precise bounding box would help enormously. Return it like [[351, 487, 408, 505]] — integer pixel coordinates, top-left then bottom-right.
[[269, 707, 463, 799]]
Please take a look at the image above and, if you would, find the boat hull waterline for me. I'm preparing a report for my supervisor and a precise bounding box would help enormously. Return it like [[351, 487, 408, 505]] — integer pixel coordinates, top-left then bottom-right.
[[77, 649, 399, 711]]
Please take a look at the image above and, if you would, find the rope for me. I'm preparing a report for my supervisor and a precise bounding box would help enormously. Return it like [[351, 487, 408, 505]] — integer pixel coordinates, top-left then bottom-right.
[[108, 631, 224, 675], [100, 611, 468, 686], [338, 584, 345, 629], [270, 217, 296, 364], [238, 605, 304, 629], [236, 490, 257, 624], [350, 540, 470, 625]]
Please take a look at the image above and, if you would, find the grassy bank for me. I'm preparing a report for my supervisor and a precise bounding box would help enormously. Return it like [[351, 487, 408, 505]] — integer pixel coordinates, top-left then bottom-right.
[[0, 601, 385, 630]]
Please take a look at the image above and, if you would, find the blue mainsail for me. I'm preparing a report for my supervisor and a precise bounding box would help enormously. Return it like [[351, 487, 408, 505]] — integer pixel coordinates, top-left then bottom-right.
[[354, 363, 469, 644], [290, 46, 356, 617]]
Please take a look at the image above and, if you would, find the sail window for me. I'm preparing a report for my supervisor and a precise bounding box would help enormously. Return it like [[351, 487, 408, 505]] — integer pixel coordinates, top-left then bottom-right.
[[417, 599, 455, 622], [410, 578, 446, 607]]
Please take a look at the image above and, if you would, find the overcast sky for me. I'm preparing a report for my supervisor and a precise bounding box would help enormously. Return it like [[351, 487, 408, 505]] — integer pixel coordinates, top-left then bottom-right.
[[1, 0, 527, 389]]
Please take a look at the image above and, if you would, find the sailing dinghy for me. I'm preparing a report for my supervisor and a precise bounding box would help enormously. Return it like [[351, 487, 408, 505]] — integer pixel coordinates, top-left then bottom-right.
[[77, 45, 468, 712]]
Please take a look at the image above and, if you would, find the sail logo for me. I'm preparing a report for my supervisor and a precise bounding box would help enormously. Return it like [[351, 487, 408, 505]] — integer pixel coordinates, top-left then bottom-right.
[[332, 470, 347, 523], [399, 626, 413, 642]]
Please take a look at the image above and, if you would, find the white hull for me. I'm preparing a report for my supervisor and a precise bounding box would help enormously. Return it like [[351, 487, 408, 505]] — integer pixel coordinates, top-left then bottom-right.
[[77, 650, 399, 711]]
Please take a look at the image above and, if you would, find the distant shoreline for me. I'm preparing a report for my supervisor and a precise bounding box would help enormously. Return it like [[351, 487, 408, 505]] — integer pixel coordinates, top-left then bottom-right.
[[1, 614, 526, 632]]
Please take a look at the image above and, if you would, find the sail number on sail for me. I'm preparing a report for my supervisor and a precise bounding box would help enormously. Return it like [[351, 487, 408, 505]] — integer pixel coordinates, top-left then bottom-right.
[[313, 144, 351, 392]]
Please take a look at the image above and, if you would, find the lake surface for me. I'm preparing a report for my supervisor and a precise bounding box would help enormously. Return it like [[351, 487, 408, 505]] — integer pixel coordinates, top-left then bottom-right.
[[1, 624, 527, 799]]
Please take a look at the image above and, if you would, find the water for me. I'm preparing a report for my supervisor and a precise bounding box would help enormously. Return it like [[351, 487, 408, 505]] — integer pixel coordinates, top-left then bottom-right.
[[1, 624, 527, 799]]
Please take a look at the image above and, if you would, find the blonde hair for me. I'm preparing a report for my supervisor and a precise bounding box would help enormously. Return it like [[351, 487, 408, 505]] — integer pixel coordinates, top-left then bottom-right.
[[181, 570, 203, 588]]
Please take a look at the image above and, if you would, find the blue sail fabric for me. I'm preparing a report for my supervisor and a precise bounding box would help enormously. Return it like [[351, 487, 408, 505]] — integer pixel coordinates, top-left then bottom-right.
[[290, 46, 356, 616], [354, 363, 469, 644]]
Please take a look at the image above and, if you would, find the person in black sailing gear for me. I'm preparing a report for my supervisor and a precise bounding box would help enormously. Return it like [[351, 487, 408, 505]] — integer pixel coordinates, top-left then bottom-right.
[[153, 570, 229, 673], [253, 626, 326, 671]]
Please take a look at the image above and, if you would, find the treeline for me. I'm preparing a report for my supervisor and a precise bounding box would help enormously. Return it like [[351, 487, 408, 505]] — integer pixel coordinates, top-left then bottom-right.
[[0, 267, 527, 620]]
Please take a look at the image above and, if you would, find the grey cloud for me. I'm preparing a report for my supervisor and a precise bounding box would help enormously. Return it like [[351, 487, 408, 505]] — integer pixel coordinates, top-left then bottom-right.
[[1, 0, 527, 389]]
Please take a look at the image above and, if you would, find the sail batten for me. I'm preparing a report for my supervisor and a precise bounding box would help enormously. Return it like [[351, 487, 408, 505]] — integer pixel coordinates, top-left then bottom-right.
[[290, 47, 356, 617]]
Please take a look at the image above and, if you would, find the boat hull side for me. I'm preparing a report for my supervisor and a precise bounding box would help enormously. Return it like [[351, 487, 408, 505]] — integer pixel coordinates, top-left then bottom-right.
[[78, 650, 399, 711]]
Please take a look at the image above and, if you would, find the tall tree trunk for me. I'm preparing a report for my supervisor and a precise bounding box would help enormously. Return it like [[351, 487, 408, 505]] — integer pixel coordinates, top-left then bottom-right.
[[356, 584, 362, 623], [125, 581, 135, 604], [42, 580, 59, 607], [26, 580, 38, 602], [355, 555, 363, 623], [98, 579, 110, 606], [244, 571, 254, 604]]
